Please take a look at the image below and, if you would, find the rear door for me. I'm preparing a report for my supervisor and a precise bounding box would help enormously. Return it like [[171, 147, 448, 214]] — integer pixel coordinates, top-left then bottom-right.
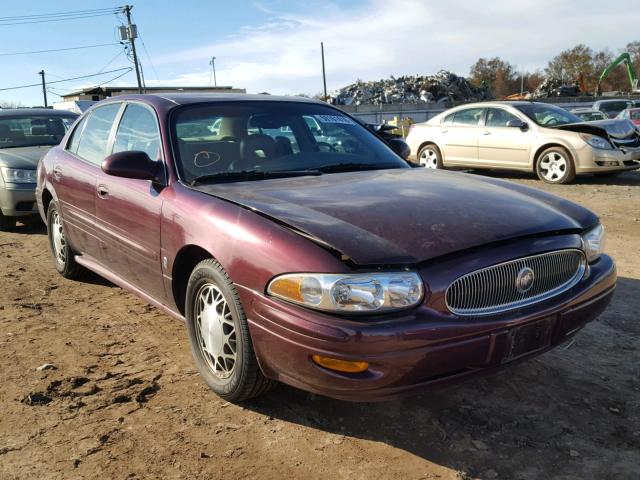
[[94, 102, 166, 301], [441, 107, 484, 165], [478, 107, 531, 168], [54, 103, 121, 258]]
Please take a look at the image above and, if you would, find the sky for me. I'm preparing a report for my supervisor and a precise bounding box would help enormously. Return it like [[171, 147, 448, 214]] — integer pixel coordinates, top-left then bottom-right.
[[0, 0, 638, 106]]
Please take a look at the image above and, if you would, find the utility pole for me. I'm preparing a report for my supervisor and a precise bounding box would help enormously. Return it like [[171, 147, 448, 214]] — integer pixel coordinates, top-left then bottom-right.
[[123, 5, 143, 93], [210, 57, 217, 87], [38, 70, 48, 107], [321, 42, 327, 102]]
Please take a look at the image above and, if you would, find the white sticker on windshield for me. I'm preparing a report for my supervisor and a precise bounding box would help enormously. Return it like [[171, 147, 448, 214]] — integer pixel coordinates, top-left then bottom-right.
[[315, 114, 356, 125]]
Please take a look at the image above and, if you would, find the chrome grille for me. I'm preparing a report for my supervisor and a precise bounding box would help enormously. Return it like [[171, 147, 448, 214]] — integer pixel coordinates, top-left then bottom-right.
[[446, 249, 586, 316]]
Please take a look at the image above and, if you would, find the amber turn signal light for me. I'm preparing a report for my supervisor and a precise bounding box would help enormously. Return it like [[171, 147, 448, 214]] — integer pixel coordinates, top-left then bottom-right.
[[311, 355, 369, 373]]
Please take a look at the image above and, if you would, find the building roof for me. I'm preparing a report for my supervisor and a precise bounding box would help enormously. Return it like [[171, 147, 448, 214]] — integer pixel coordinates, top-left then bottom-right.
[[0, 108, 78, 117], [62, 85, 242, 97], [98, 92, 322, 107]]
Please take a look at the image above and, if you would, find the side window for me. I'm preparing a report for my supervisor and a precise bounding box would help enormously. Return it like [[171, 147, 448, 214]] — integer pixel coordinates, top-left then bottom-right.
[[76, 104, 121, 165], [113, 103, 161, 160], [66, 115, 89, 154], [442, 113, 455, 124], [451, 108, 485, 126], [485, 108, 521, 127]]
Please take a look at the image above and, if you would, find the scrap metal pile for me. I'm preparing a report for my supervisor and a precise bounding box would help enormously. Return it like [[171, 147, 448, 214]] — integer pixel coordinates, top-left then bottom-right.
[[330, 70, 492, 106], [531, 78, 581, 98]]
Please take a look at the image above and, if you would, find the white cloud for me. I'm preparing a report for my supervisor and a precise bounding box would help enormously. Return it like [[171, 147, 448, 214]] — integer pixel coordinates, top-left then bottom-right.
[[148, 0, 640, 95]]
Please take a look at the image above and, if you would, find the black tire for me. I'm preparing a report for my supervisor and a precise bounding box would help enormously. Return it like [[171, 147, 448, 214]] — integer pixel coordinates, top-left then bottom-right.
[[46, 202, 83, 279], [0, 211, 16, 231], [417, 144, 443, 169], [185, 258, 274, 402], [535, 146, 576, 184]]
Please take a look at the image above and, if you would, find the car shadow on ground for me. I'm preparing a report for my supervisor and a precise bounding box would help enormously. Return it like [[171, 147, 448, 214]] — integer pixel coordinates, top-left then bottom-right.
[[466, 168, 640, 186], [7, 217, 46, 235], [243, 276, 639, 479]]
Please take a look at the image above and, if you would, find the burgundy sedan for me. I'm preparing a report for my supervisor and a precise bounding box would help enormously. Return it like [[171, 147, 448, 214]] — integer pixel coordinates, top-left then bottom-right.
[[36, 94, 615, 402]]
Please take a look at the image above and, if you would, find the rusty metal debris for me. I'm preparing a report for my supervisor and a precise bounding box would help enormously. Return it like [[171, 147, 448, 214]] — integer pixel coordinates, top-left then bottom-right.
[[330, 70, 491, 106], [531, 78, 581, 98]]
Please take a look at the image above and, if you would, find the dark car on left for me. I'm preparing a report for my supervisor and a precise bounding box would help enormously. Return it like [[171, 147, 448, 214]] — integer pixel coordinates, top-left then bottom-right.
[[0, 108, 78, 230]]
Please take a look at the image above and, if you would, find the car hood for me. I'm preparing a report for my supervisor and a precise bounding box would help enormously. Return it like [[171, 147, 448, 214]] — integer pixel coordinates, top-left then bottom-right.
[[0, 145, 52, 169], [193, 169, 598, 265], [555, 119, 638, 139]]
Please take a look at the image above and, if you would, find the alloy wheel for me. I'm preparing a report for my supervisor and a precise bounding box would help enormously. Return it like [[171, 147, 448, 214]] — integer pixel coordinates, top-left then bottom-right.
[[539, 151, 567, 182], [419, 148, 439, 168], [51, 210, 67, 265], [194, 283, 237, 379]]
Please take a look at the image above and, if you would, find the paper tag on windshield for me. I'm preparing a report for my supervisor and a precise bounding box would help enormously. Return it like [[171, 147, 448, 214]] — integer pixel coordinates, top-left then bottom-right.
[[315, 114, 356, 125]]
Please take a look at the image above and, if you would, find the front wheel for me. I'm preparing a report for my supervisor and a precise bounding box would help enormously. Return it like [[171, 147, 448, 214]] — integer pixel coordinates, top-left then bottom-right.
[[47, 203, 83, 279], [185, 259, 274, 402], [417, 144, 443, 169], [536, 147, 576, 184]]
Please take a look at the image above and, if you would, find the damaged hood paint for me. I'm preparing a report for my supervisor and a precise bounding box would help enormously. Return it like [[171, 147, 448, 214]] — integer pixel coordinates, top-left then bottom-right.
[[555, 119, 638, 139], [0, 145, 51, 169], [194, 169, 597, 265]]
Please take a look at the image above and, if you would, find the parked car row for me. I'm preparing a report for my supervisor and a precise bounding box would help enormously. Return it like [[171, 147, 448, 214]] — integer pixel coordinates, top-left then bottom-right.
[[406, 100, 640, 184], [0, 108, 78, 229], [25, 93, 616, 402]]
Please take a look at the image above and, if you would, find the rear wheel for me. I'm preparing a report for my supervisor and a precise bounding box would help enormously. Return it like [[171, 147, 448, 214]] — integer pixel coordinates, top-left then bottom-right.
[[536, 146, 575, 184], [0, 212, 16, 231], [417, 144, 443, 169], [47, 203, 83, 279], [185, 259, 274, 402]]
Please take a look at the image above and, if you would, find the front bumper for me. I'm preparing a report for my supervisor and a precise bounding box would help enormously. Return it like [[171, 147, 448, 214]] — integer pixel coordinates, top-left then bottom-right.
[[240, 252, 616, 402], [0, 183, 38, 217], [576, 145, 640, 173]]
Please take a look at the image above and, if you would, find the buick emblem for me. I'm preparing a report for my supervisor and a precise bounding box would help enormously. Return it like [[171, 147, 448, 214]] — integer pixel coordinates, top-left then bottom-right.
[[516, 267, 535, 293]]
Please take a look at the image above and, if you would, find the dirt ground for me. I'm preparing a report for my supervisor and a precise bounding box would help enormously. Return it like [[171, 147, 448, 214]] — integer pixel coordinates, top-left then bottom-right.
[[0, 170, 638, 480]]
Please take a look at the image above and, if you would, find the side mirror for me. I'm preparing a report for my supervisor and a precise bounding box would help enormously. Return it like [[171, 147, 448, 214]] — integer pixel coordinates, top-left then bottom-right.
[[507, 119, 529, 131], [102, 151, 163, 183], [387, 137, 411, 160]]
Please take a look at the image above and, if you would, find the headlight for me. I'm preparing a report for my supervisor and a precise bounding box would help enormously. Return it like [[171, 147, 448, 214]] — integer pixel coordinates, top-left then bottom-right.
[[267, 272, 424, 313], [579, 133, 612, 150], [0, 167, 37, 183], [582, 224, 605, 262]]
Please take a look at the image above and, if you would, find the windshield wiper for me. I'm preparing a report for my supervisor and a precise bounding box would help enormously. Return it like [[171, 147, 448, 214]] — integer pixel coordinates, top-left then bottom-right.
[[189, 169, 322, 185], [313, 162, 401, 173]]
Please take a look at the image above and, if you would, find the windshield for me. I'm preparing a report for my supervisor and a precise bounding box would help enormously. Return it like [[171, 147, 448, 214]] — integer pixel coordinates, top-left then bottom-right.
[[0, 114, 77, 149], [514, 104, 582, 127], [171, 101, 408, 183], [576, 112, 605, 121]]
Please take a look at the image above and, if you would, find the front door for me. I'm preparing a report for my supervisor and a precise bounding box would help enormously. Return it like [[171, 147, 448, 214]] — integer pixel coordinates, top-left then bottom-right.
[[94, 102, 166, 302], [478, 108, 531, 168]]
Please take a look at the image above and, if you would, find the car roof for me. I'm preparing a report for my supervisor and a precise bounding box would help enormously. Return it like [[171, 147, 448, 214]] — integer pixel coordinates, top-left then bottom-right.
[[0, 108, 78, 117]]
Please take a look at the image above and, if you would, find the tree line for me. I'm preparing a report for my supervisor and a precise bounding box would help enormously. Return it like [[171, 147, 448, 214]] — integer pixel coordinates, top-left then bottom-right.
[[469, 41, 640, 97]]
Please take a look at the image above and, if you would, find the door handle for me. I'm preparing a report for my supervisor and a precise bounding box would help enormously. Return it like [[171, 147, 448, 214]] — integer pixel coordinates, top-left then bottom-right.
[[441, 130, 448, 134], [97, 185, 109, 198], [482, 131, 491, 135]]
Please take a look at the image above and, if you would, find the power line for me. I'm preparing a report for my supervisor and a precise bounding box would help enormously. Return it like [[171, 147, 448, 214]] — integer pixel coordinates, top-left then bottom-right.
[[0, 7, 120, 21], [0, 67, 133, 92], [0, 13, 119, 26], [0, 42, 120, 57], [0, 8, 119, 27]]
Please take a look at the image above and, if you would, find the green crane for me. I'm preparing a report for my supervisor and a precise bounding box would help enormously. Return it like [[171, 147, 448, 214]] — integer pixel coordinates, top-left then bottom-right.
[[596, 53, 639, 95]]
